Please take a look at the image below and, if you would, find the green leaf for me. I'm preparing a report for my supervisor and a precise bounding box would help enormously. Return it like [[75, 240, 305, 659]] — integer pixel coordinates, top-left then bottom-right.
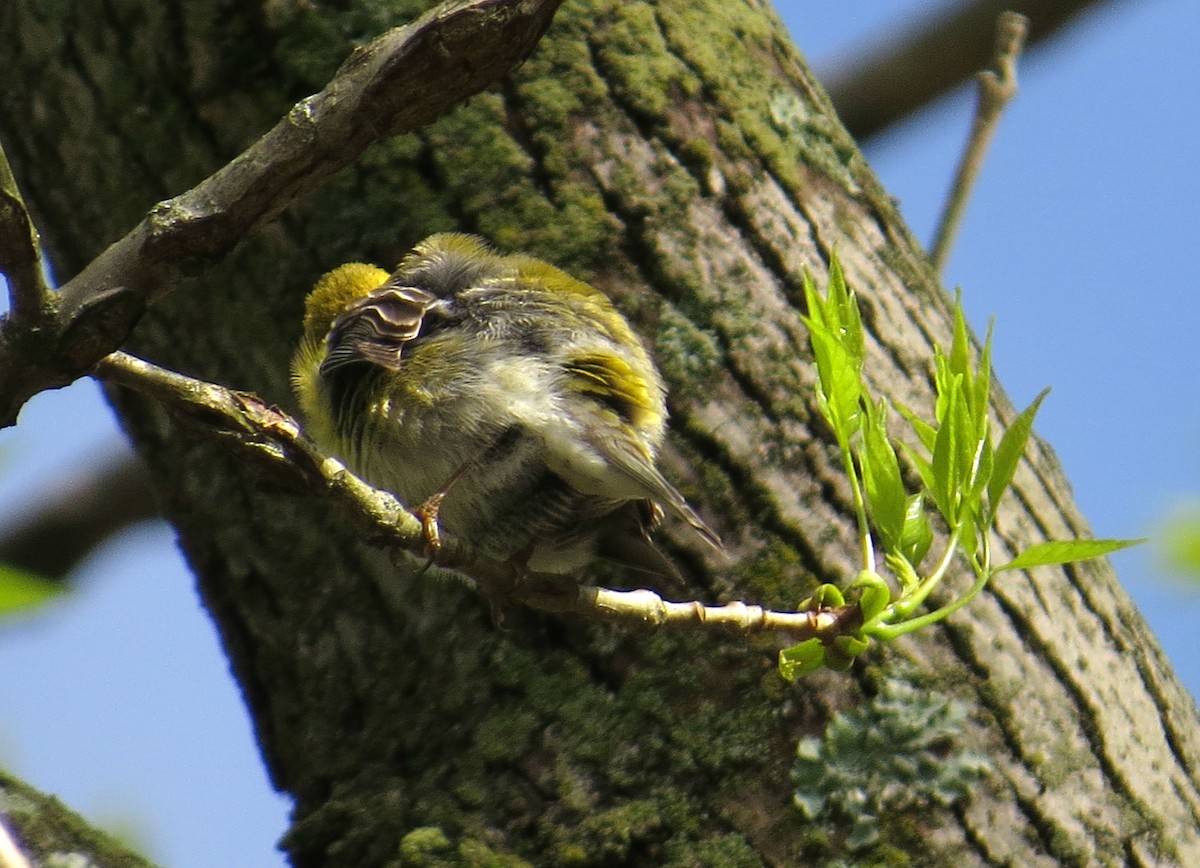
[[952, 378, 978, 487], [803, 261, 866, 444], [1159, 502, 1200, 580], [898, 493, 933, 566], [972, 319, 995, 442], [971, 437, 994, 501], [933, 348, 953, 426], [994, 538, 1145, 574], [957, 443, 992, 557], [898, 442, 935, 507], [802, 268, 820, 321], [802, 583, 846, 610], [780, 639, 827, 680], [885, 550, 922, 591], [895, 401, 937, 453], [827, 633, 870, 669], [808, 320, 862, 438], [803, 255, 867, 444], [860, 400, 906, 551], [0, 564, 63, 615], [948, 292, 971, 385], [987, 388, 1050, 521], [850, 571, 892, 623], [827, 257, 864, 365], [945, 298, 992, 449], [929, 373, 963, 521]]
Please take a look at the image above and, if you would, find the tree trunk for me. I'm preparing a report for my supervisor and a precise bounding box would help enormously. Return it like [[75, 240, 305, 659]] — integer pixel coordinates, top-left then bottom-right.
[[4, 0, 1198, 865]]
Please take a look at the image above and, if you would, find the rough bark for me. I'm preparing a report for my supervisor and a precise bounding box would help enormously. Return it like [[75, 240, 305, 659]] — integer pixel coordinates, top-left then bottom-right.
[[3, 1, 1198, 866]]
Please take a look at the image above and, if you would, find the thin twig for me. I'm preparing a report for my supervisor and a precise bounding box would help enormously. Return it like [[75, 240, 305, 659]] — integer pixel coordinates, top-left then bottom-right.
[[930, 11, 1029, 274], [0, 0, 564, 427], [92, 351, 855, 644], [826, 0, 1108, 143], [0, 141, 52, 325]]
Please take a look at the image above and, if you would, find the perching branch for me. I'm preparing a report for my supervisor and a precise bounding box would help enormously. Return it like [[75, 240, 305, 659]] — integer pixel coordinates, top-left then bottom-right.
[[929, 11, 1029, 274], [0, 0, 564, 427], [93, 351, 857, 645]]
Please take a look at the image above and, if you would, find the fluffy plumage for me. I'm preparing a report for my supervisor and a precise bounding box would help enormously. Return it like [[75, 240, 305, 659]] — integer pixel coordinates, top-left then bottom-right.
[[292, 233, 721, 579]]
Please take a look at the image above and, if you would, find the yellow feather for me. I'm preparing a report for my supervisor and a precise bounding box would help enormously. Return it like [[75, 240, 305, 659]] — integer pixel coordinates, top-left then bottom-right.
[[300, 262, 390, 346]]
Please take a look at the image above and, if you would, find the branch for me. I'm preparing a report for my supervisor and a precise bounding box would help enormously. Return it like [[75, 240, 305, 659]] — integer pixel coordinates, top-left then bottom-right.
[[0, 0, 564, 427], [93, 352, 856, 645], [825, 0, 1111, 142], [929, 11, 1029, 274], [0, 454, 159, 581]]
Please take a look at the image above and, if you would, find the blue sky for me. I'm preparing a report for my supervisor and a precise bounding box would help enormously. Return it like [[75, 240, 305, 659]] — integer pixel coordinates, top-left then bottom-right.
[[2, 2, 1197, 865]]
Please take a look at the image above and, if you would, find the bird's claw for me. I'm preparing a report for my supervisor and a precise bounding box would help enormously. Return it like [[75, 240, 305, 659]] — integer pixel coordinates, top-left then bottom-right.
[[413, 491, 448, 575]]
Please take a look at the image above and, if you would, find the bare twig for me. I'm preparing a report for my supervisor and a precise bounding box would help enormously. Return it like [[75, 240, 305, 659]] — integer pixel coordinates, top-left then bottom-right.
[[825, 0, 1111, 143], [93, 351, 856, 645], [0, 0, 565, 427], [930, 11, 1029, 274], [0, 141, 52, 325]]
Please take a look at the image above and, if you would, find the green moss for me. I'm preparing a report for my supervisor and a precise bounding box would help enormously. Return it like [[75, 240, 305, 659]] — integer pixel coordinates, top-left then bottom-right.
[[713, 119, 756, 166], [651, 3, 818, 187], [676, 702, 773, 774], [412, 633, 782, 864], [472, 710, 540, 763], [655, 0, 774, 90], [399, 826, 454, 863], [427, 95, 545, 209], [457, 837, 531, 867], [515, 0, 610, 118], [265, 0, 428, 91], [662, 831, 763, 867], [396, 827, 532, 868], [677, 136, 716, 179], [593, 4, 700, 123], [450, 777, 488, 810], [741, 538, 813, 605], [570, 799, 665, 860]]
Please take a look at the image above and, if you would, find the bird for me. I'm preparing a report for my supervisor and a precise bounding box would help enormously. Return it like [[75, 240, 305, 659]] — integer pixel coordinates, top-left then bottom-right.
[[291, 233, 722, 582]]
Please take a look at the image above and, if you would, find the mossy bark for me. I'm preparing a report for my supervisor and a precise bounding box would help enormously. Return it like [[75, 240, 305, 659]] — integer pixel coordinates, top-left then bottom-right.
[[3, 1, 1199, 865]]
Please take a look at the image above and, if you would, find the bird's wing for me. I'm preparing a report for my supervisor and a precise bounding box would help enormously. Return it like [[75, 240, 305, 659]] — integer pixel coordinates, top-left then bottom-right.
[[559, 351, 724, 553]]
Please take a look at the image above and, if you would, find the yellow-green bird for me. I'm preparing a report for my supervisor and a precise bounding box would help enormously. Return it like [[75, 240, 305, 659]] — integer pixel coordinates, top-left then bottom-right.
[[292, 233, 721, 580]]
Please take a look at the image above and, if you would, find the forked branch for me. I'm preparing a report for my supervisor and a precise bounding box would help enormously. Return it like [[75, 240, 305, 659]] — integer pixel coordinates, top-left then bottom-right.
[[930, 11, 1029, 273], [0, 0, 564, 426]]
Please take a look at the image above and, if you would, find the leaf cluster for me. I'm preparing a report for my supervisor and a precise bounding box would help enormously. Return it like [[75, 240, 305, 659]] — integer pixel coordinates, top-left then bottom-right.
[[780, 258, 1139, 678]]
